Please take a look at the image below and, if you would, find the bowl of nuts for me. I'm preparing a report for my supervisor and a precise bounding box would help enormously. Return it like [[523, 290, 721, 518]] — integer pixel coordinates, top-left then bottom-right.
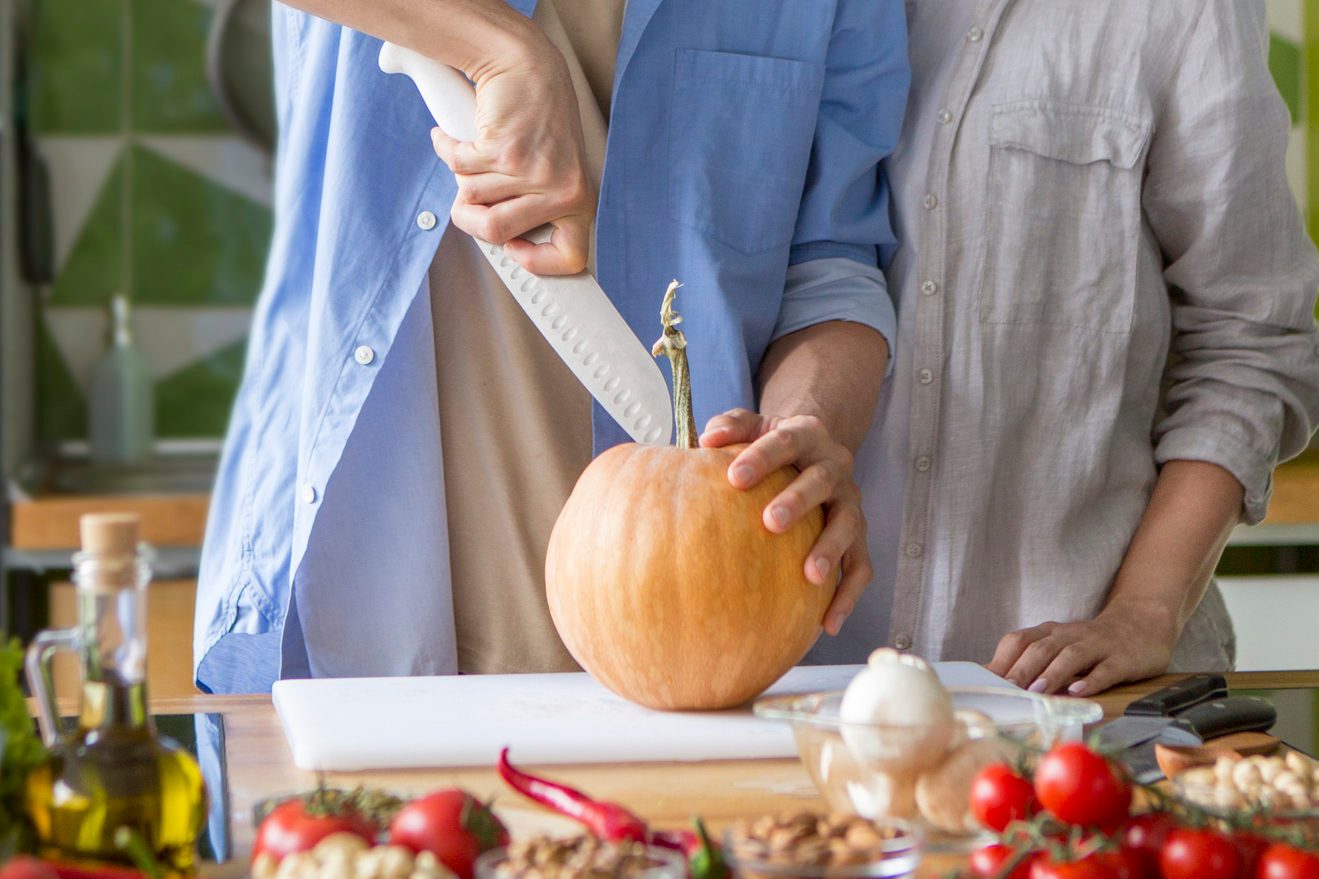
[[722, 812, 921, 879], [1173, 751, 1319, 825], [754, 676, 1100, 851], [474, 835, 686, 879]]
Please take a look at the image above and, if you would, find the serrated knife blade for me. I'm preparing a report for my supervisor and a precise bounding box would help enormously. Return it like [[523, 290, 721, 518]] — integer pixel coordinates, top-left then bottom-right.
[[378, 42, 673, 446]]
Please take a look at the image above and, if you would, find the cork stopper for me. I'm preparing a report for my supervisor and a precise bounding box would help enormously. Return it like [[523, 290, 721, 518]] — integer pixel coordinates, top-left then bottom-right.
[[79, 513, 140, 557]]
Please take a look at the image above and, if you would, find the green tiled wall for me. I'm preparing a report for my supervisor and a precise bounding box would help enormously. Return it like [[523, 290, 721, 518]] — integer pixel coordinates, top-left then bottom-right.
[[31, 0, 271, 442]]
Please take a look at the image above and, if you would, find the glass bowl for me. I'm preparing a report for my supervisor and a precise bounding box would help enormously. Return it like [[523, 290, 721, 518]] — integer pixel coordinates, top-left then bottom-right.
[[474, 841, 686, 879], [754, 686, 1102, 852], [1171, 757, 1319, 832], [722, 817, 922, 879]]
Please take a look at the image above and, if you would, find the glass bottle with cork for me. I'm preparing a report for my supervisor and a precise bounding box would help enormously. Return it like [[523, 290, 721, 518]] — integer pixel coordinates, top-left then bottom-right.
[[25, 513, 206, 873]]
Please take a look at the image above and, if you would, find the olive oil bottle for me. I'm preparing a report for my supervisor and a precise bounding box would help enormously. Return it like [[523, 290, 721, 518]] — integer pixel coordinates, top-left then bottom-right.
[[25, 514, 206, 873]]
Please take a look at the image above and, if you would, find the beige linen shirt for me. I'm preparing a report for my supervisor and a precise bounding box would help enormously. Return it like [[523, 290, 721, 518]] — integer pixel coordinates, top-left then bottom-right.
[[855, 0, 1319, 668], [430, 0, 622, 674]]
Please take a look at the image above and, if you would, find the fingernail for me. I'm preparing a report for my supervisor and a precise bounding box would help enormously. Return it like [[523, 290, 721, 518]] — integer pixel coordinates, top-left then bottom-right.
[[1028, 678, 1049, 694], [770, 506, 791, 528], [732, 465, 754, 486], [1068, 681, 1089, 697], [828, 611, 849, 633], [813, 558, 830, 580]]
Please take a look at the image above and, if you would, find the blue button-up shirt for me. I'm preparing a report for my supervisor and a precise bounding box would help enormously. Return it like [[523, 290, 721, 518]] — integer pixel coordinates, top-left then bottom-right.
[[194, 0, 909, 692]]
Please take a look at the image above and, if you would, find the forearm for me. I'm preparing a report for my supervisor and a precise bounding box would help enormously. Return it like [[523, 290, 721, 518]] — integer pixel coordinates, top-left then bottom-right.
[[1101, 460, 1245, 636], [280, 0, 541, 80], [756, 322, 888, 452]]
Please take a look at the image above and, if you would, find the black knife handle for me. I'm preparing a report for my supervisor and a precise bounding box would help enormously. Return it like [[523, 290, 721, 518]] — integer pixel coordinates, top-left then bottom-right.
[[1160, 696, 1278, 747], [1124, 674, 1228, 717]]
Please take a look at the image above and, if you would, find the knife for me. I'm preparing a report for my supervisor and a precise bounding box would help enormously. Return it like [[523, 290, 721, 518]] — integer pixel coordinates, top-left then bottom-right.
[[378, 42, 674, 447], [1095, 676, 1277, 784]]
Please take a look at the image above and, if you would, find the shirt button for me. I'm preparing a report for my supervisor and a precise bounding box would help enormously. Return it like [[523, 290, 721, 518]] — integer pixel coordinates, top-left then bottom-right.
[[894, 634, 913, 650], [354, 345, 375, 365], [937, 109, 954, 125], [416, 210, 437, 230], [915, 456, 932, 473], [918, 368, 934, 385], [905, 543, 923, 559], [921, 280, 939, 296], [301, 484, 317, 504], [967, 26, 984, 42], [923, 193, 939, 210]]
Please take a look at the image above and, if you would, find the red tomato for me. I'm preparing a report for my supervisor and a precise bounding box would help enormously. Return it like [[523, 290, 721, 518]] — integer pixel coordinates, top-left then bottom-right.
[[1029, 853, 1122, 879], [252, 797, 377, 863], [1257, 843, 1319, 879], [969, 844, 1040, 879], [0, 857, 59, 879], [970, 764, 1038, 832], [1034, 743, 1132, 828], [389, 790, 510, 879], [1236, 831, 1274, 878], [1118, 812, 1178, 878], [1159, 827, 1242, 879]]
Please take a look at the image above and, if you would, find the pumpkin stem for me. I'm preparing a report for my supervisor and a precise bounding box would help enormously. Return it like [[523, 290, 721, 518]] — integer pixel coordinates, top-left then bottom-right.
[[651, 280, 698, 449]]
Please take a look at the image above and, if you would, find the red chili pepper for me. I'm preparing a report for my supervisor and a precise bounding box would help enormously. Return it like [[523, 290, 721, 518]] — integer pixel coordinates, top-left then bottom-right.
[[496, 748, 649, 843]]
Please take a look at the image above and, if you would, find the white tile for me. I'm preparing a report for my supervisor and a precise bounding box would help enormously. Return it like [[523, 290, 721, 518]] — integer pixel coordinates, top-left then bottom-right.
[[1266, 0, 1304, 43], [1219, 576, 1319, 671], [136, 135, 273, 207]]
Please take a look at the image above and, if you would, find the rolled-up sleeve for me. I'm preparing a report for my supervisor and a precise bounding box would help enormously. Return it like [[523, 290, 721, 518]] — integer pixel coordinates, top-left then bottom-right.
[[1144, 0, 1319, 524], [788, 0, 908, 269], [773, 258, 897, 376]]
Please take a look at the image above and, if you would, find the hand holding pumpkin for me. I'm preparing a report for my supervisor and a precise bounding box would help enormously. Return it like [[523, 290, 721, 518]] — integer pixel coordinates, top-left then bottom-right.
[[699, 408, 871, 636]]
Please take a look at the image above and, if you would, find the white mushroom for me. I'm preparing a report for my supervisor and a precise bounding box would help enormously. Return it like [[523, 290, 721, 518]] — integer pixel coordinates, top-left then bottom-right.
[[840, 649, 956, 774]]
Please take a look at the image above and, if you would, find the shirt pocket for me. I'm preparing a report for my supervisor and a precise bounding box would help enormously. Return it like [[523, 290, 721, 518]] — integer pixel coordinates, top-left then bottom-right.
[[668, 49, 824, 255], [979, 101, 1151, 335]]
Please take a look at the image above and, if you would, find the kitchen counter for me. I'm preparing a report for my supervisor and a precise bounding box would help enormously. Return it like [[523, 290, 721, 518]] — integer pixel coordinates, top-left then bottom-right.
[[174, 670, 1319, 878]]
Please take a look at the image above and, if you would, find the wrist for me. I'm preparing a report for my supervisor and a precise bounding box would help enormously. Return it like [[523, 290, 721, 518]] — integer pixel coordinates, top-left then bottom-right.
[[1099, 595, 1182, 643], [462, 12, 553, 86]]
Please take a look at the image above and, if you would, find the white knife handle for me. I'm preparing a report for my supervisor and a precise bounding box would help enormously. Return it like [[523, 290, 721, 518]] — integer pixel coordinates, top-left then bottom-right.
[[378, 41, 552, 248], [378, 41, 673, 447]]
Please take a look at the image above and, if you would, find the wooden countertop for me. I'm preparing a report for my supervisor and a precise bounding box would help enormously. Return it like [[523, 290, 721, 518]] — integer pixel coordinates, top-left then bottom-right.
[[10, 457, 1319, 553], [177, 670, 1319, 878]]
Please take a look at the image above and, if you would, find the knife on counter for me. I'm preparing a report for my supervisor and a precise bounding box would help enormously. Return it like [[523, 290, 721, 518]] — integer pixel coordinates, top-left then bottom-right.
[[1094, 674, 1278, 784], [1092, 670, 1276, 781], [377, 43, 674, 447]]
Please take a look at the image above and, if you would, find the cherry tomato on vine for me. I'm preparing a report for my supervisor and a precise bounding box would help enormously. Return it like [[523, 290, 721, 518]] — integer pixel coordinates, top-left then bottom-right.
[[1159, 827, 1241, 879], [1033, 743, 1132, 828], [1029, 852, 1122, 879], [969, 844, 1039, 879], [1118, 811, 1178, 878], [1257, 843, 1319, 879], [970, 764, 1038, 832]]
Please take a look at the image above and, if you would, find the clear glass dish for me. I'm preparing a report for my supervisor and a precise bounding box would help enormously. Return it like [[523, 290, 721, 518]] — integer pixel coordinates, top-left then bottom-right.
[[474, 842, 686, 879], [754, 686, 1102, 852], [722, 818, 922, 879], [1172, 770, 1319, 831]]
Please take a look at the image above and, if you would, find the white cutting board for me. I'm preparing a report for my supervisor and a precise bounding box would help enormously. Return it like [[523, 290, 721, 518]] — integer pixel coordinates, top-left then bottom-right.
[[273, 663, 1014, 771]]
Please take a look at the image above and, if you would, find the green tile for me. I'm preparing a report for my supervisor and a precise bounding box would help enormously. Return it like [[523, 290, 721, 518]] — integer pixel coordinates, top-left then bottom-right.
[[49, 150, 126, 307], [154, 339, 247, 437], [29, 0, 124, 133], [37, 318, 87, 442], [130, 0, 229, 132], [1270, 33, 1303, 125], [130, 144, 271, 306]]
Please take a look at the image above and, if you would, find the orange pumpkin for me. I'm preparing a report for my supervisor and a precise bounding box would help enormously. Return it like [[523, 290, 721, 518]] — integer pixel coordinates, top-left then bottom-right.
[[545, 282, 830, 710]]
